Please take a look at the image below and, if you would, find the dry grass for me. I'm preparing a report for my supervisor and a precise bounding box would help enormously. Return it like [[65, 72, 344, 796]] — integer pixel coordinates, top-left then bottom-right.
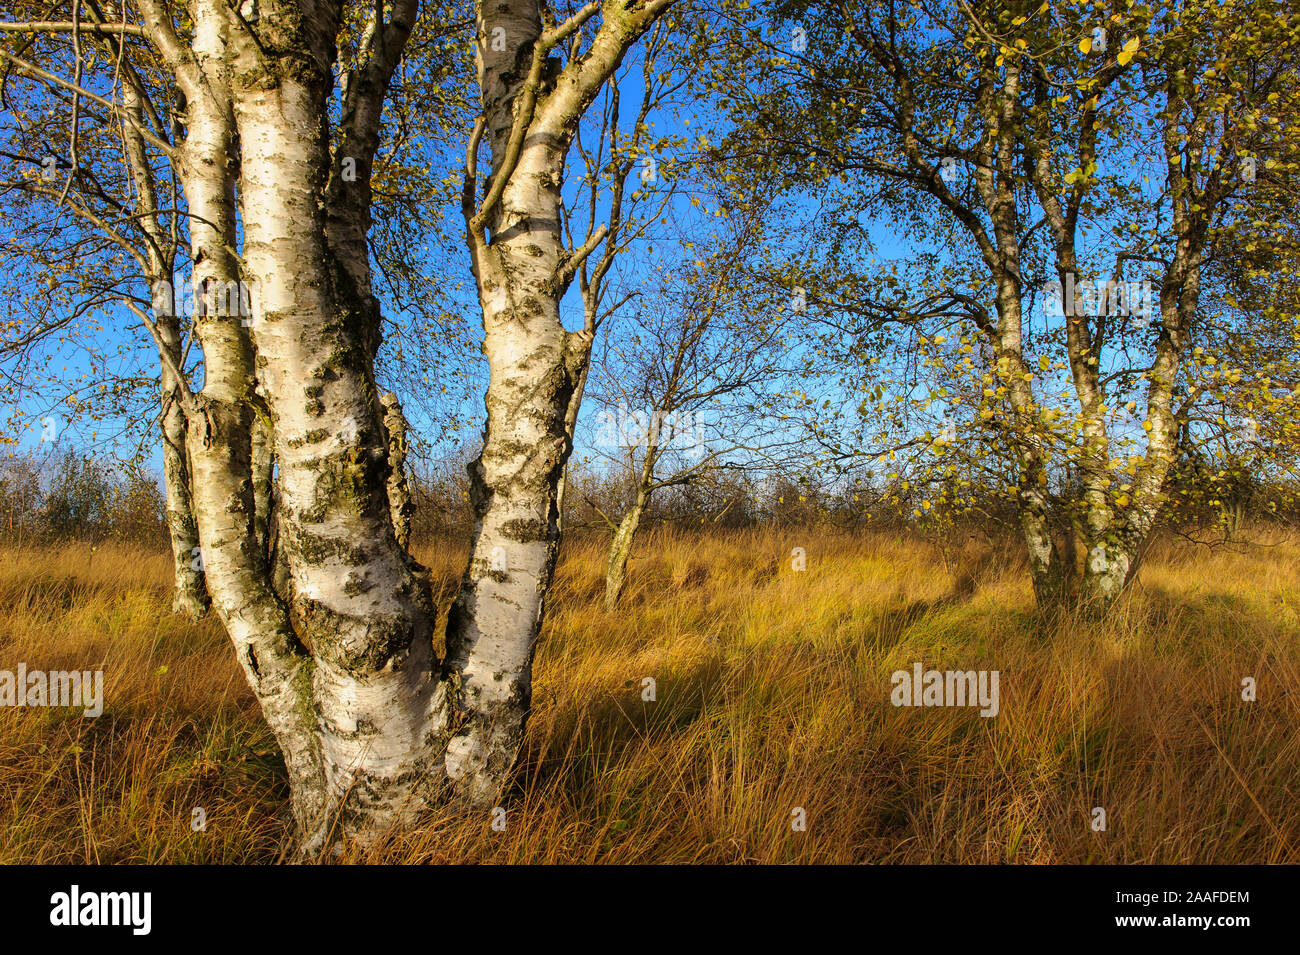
[[1, 524, 1297, 863]]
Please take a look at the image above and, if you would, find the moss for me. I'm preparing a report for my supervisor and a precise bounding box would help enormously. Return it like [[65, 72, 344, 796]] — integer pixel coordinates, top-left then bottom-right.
[[292, 528, 368, 565], [343, 574, 374, 597], [296, 595, 414, 675], [288, 653, 320, 729], [500, 517, 549, 544]]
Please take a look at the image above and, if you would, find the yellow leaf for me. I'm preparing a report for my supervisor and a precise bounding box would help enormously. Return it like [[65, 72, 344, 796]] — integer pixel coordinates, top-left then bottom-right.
[[1080, 36, 1092, 54]]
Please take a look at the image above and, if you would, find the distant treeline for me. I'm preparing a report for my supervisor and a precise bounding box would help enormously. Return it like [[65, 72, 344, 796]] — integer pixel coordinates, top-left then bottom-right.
[[0, 452, 169, 545], [4, 450, 1296, 546]]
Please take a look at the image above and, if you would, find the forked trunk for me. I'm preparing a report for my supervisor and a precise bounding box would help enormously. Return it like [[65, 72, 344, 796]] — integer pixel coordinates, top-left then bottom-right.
[[146, 0, 675, 849], [440, 0, 673, 805]]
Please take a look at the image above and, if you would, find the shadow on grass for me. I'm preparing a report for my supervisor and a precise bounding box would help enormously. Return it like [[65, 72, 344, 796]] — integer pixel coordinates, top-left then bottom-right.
[[0, 572, 171, 616], [511, 654, 729, 798]]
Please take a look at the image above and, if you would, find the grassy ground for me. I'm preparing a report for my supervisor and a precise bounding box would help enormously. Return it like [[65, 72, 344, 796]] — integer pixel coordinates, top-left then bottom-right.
[[0, 525, 1297, 863]]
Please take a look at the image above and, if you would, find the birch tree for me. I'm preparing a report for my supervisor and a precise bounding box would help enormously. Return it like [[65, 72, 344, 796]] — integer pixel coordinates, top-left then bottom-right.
[[3, 0, 680, 849], [0, 9, 211, 615], [719, 0, 1300, 610], [585, 206, 800, 609], [442, 0, 678, 801], [974, 0, 1300, 606], [715, 0, 1077, 603]]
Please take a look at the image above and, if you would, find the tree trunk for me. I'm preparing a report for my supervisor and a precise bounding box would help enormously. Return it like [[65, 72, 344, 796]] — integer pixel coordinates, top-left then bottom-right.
[[120, 77, 209, 619], [993, 273, 1067, 607], [603, 500, 644, 611], [555, 361, 591, 535], [160, 340, 209, 619], [380, 391, 414, 551], [230, 52, 444, 845], [603, 434, 657, 611], [441, 0, 673, 805], [159, 0, 448, 848]]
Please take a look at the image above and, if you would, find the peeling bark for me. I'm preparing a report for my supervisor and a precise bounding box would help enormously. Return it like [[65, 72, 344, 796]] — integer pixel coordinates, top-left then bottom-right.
[[381, 391, 414, 552]]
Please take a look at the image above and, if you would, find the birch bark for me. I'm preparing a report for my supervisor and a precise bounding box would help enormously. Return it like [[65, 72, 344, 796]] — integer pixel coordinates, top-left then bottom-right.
[[442, 0, 676, 804], [226, 4, 445, 843], [130, 0, 675, 847], [602, 443, 655, 611]]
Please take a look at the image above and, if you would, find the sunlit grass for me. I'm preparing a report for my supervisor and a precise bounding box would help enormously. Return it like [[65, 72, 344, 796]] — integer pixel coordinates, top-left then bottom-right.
[[0, 525, 1296, 863]]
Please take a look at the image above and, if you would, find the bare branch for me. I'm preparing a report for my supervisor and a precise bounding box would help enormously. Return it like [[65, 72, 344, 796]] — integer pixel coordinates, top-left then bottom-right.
[[0, 48, 182, 163], [0, 20, 145, 37]]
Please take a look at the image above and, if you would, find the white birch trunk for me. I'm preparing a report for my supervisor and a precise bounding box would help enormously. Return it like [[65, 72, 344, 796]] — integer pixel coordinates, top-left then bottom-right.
[[603, 440, 657, 611], [603, 501, 644, 611], [120, 79, 209, 618], [230, 57, 443, 842], [157, 303, 209, 618], [441, 0, 674, 805]]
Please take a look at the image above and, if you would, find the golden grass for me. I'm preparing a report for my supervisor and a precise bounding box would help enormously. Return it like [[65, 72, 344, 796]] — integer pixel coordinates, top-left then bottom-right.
[[1, 525, 1297, 863]]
